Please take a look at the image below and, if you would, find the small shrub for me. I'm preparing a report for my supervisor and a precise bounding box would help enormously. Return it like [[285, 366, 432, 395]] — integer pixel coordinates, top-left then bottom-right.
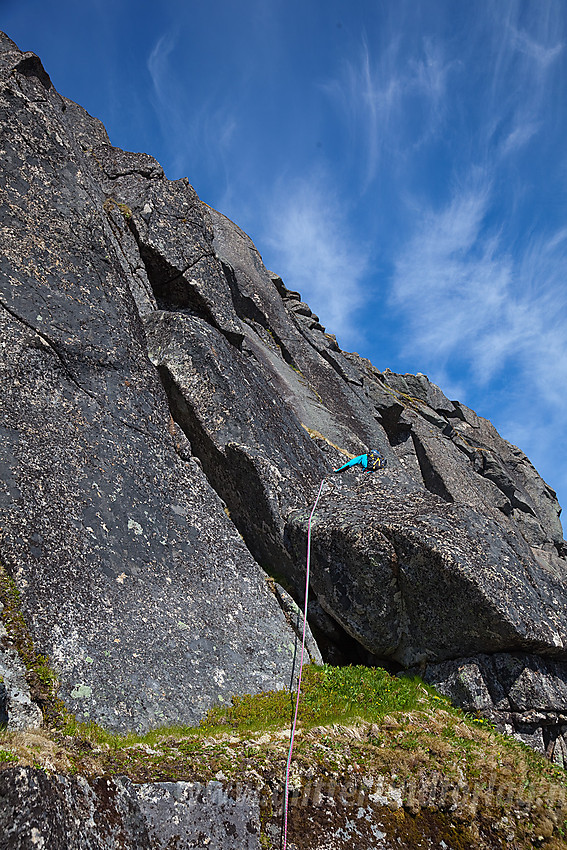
[[103, 197, 133, 220]]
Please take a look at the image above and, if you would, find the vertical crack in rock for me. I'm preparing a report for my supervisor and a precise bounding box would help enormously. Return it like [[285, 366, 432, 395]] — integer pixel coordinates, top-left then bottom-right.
[[152, 355, 322, 665], [153, 357, 300, 585], [410, 431, 455, 503], [125, 218, 242, 345]]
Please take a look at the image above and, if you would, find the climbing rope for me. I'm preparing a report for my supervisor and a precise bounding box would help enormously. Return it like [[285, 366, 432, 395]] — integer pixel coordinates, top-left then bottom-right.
[[281, 450, 385, 848], [281, 475, 327, 850]]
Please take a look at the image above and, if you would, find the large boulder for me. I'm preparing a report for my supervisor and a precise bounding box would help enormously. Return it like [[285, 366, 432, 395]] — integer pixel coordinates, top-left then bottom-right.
[[286, 481, 567, 667]]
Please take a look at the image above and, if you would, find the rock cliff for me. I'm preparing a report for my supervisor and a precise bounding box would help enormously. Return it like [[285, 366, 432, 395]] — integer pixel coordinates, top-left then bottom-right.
[[2, 31, 567, 847], [0, 31, 319, 735]]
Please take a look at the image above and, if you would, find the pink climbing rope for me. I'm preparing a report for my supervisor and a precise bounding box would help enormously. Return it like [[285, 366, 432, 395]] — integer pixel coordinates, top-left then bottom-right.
[[282, 476, 327, 850]]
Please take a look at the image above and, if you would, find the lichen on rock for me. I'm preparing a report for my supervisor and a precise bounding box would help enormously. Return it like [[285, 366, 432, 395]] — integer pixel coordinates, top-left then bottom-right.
[[2, 26, 567, 847]]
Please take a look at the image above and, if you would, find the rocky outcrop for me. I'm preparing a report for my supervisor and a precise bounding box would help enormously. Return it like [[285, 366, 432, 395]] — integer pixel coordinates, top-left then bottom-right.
[[418, 653, 567, 766], [0, 31, 313, 733], [0, 768, 262, 849], [1, 28, 567, 769], [287, 484, 567, 667], [1, 759, 565, 850]]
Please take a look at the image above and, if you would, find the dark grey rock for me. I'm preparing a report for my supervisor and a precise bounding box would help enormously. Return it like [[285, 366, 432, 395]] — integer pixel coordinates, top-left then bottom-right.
[[0, 767, 262, 849], [208, 208, 401, 466], [92, 144, 244, 344], [0, 683, 7, 728], [419, 653, 567, 766], [287, 483, 567, 666], [270, 580, 323, 665], [0, 762, 536, 850], [143, 308, 328, 586], [0, 34, 302, 732], [348, 362, 564, 554], [2, 31, 567, 766]]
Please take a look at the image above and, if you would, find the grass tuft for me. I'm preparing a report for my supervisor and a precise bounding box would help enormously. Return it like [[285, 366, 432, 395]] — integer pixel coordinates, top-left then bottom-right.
[[201, 665, 440, 733]]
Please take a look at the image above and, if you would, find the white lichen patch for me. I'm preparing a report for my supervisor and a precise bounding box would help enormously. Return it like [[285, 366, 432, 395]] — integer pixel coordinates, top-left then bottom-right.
[[30, 827, 45, 848], [70, 684, 92, 699]]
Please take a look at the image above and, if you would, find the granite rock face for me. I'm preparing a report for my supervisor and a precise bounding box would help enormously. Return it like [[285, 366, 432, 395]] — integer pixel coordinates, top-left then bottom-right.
[[418, 653, 567, 766], [1, 30, 567, 766], [0, 31, 311, 733], [0, 768, 262, 850]]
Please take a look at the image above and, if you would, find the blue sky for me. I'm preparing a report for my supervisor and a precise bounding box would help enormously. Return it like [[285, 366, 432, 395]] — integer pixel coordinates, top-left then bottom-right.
[[3, 0, 567, 527]]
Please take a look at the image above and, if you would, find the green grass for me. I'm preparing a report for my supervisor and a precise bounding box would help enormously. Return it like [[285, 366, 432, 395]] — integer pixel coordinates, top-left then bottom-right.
[[201, 664, 442, 734], [2, 560, 566, 846], [57, 716, 200, 751], [2, 663, 567, 847]]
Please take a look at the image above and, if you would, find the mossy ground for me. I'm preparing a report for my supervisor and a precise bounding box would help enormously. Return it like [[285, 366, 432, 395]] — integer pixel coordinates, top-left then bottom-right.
[[1, 567, 566, 846], [0, 565, 67, 726], [1, 664, 567, 847]]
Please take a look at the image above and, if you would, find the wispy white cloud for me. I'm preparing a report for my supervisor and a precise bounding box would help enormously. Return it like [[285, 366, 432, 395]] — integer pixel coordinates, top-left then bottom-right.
[[322, 30, 452, 190], [148, 33, 176, 100], [321, 2, 564, 196], [390, 6, 567, 401], [499, 121, 540, 156], [147, 32, 191, 176], [411, 37, 448, 120], [509, 24, 563, 68], [487, 3, 564, 157], [391, 178, 567, 418], [392, 179, 507, 372], [367, 2, 567, 513], [263, 174, 369, 346]]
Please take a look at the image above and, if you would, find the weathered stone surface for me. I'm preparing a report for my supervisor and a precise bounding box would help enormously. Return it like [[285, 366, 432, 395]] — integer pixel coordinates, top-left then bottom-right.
[[1, 30, 567, 759], [0, 33, 302, 732], [209, 208, 402, 469], [0, 619, 42, 731], [92, 144, 244, 344], [356, 362, 565, 555], [0, 768, 261, 849], [286, 481, 567, 667], [0, 763, 547, 850], [419, 653, 567, 767], [144, 308, 327, 585]]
